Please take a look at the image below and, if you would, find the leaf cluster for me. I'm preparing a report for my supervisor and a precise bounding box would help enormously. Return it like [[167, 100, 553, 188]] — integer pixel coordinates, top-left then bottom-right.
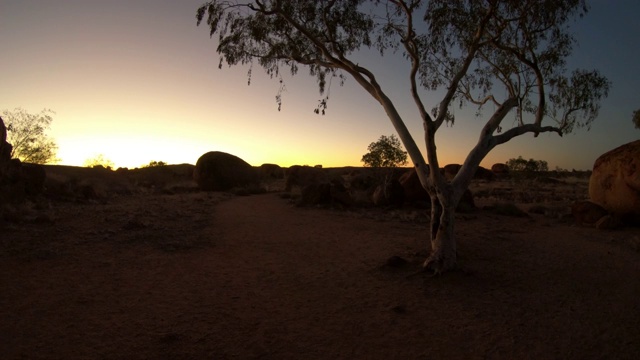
[[419, 0, 609, 134], [197, 0, 375, 110], [198, 1, 609, 138]]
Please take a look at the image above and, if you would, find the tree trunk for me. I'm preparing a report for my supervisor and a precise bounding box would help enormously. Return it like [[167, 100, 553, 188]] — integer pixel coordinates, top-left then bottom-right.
[[424, 194, 457, 274]]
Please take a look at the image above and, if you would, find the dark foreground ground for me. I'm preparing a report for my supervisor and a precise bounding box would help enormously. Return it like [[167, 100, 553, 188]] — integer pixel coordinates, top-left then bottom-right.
[[2, 182, 639, 359]]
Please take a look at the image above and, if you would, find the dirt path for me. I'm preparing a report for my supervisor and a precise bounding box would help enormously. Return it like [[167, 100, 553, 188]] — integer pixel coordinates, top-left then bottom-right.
[[1, 192, 640, 359]]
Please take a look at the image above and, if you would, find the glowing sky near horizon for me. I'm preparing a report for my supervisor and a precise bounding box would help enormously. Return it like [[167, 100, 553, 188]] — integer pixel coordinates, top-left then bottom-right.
[[1, 0, 639, 170]]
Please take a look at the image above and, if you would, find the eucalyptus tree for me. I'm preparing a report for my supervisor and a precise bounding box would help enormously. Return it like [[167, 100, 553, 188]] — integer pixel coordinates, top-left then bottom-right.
[[197, 0, 610, 273], [2, 108, 59, 164]]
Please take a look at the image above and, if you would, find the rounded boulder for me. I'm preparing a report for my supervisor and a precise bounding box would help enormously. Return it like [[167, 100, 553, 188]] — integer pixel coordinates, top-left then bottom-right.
[[194, 151, 257, 191], [588, 140, 640, 224], [491, 163, 509, 177]]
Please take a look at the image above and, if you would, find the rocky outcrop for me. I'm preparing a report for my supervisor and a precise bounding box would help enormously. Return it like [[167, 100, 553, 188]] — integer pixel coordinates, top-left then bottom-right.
[[571, 200, 609, 225], [443, 164, 462, 181], [345, 170, 376, 206], [588, 140, 640, 224], [284, 165, 328, 192], [296, 178, 353, 207], [193, 151, 258, 191], [260, 163, 284, 180], [399, 168, 429, 205], [474, 166, 496, 181], [457, 189, 476, 213], [491, 163, 509, 177], [443, 163, 494, 181]]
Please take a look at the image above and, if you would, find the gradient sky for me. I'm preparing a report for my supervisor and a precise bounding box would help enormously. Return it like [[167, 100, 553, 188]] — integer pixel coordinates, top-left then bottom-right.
[[1, 0, 639, 170]]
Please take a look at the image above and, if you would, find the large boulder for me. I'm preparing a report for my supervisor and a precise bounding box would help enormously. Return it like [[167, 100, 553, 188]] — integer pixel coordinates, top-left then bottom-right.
[[457, 189, 476, 213], [297, 179, 352, 207], [588, 140, 640, 224], [193, 151, 258, 191], [443, 164, 462, 181], [259, 163, 284, 180], [399, 168, 429, 205], [491, 163, 509, 177], [345, 170, 376, 206], [298, 183, 332, 206], [571, 200, 608, 225], [474, 166, 496, 181], [329, 179, 352, 206]]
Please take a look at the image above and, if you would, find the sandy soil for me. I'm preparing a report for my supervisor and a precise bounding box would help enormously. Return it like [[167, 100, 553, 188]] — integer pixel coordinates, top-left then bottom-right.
[[1, 175, 640, 359]]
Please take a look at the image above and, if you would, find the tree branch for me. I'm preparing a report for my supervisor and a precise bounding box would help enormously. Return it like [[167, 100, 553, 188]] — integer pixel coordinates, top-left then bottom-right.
[[435, 2, 496, 131], [494, 123, 562, 146]]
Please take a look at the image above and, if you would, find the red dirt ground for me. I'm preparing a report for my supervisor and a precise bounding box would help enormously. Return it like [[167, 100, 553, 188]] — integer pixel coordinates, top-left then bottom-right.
[[1, 189, 640, 359]]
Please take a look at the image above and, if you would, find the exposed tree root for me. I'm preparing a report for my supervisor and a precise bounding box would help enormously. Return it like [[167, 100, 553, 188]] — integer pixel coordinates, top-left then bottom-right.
[[423, 253, 457, 275]]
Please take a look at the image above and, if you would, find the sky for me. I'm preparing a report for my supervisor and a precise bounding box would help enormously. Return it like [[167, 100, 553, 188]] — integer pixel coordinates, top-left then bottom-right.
[[1, 0, 639, 170]]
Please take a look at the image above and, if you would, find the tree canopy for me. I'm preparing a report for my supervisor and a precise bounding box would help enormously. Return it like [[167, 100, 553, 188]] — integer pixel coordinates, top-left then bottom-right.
[[633, 109, 640, 130], [362, 134, 408, 168], [2, 108, 59, 164], [197, 0, 610, 272]]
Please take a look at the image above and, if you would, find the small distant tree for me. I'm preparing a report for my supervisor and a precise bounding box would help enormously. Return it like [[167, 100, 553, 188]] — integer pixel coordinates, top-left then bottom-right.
[[361, 134, 407, 168], [84, 154, 114, 169], [143, 160, 167, 168], [633, 109, 640, 130], [2, 108, 59, 164], [197, 0, 610, 273], [507, 156, 548, 172]]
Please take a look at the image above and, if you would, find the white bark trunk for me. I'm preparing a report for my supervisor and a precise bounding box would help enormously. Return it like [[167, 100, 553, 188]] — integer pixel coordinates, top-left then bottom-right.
[[424, 200, 457, 273]]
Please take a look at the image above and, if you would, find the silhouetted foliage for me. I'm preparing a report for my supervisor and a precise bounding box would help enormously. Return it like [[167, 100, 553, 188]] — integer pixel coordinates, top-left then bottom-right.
[[633, 109, 640, 130], [84, 154, 114, 169], [361, 134, 407, 168], [143, 160, 167, 168], [506, 156, 549, 172], [2, 108, 59, 164], [196, 0, 610, 273]]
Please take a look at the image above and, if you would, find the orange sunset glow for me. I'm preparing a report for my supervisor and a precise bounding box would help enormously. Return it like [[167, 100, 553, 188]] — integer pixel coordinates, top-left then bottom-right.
[[2, 0, 639, 170]]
